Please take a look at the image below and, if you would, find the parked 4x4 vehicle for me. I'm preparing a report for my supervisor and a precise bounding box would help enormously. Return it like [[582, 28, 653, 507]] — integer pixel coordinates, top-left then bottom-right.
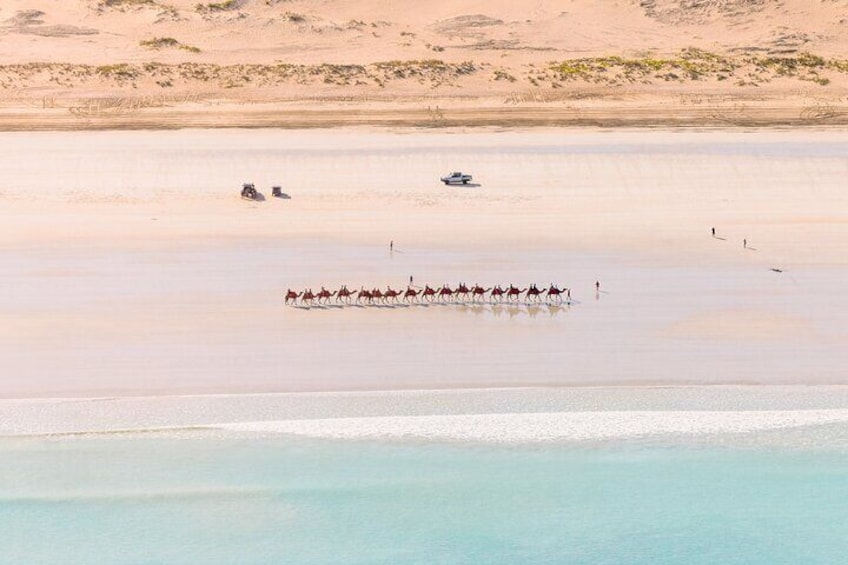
[[440, 172, 472, 185]]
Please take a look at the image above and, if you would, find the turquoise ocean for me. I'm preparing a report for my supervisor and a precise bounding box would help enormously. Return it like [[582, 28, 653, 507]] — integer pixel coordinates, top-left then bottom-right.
[[2, 388, 847, 564]]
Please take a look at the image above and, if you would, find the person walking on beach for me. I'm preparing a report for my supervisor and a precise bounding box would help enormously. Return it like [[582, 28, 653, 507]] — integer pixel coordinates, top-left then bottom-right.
[[711, 227, 715, 238], [595, 281, 600, 291], [390, 240, 394, 252], [743, 238, 747, 249]]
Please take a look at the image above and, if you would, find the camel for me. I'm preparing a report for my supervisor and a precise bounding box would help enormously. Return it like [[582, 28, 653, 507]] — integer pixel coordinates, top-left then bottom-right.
[[371, 288, 385, 304], [301, 289, 316, 305], [404, 287, 421, 302], [489, 285, 506, 301], [545, 284, 568, 303], [525, 284, 543, 302], [438, 285, 454, 301], [336, 285, 357, 303], [316, 287, 336, 304], [384, 287, 402, 303], [284, 289, 302, 305], [506, 285, 527, 301], [421, 285, 437, 302], [454, 283, 471, 301], [357, 287, 373, 303], [470, 284, 491, 301]]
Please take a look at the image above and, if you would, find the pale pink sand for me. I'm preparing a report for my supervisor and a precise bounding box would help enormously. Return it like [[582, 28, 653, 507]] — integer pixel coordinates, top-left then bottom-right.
[[0, 128, 846, 398]]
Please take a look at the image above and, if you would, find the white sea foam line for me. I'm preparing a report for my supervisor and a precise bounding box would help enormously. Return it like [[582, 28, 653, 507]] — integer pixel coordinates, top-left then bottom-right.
[[216, 410, 848, 443]]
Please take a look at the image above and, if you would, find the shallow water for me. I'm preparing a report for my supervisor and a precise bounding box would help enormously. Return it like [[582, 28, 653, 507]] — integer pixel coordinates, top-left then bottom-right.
[[2, 387, 848, 563], [2, 432, 847, 564]]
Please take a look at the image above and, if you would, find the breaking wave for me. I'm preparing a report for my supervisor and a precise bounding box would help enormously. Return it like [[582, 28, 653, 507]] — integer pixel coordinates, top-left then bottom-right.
[[216, 409, 848, 444]]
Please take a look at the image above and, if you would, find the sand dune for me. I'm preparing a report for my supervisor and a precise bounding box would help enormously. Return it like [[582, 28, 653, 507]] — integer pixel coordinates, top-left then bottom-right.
[[1, 0, 848, 128]]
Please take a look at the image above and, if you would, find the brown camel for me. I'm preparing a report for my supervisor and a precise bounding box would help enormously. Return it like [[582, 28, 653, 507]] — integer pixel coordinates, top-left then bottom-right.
[[404, 287, 421, 301], [384, 287, 402, 303], [454, 283, 471, 300], [421, 285, 437, 302], [545, 284, 567, 302], [336, 286, 357, 303], [489, 285, 506, 301], [470, 284, 491, 301], [357, 288, 373, 303], [284, 289, 302, 305], [301, 289, 316, 305], [438, 285, 454, 301], [316, 287, 336, 304], [525, 284, 543, 302], [506, 285, 527, 301]]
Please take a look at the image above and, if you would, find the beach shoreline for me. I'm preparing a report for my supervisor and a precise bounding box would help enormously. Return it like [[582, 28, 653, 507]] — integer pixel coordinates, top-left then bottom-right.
[[4, 384, 848, 438]]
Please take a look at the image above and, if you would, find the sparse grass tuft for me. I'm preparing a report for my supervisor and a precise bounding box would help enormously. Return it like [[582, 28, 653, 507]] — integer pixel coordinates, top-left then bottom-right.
[[493, 69, 516, 82], [140, 37, 179, 49], [99, 0, 156, 7], [95, 64, 140, 80], [195, 0, 240, 13], [140, 37, 201, 53]]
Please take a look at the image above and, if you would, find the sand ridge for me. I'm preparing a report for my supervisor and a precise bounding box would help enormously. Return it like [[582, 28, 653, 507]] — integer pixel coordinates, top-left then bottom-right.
[[1, 1, 848, 128]]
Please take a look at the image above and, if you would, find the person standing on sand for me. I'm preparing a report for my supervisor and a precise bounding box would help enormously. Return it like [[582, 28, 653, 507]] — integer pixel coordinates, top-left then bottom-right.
[[595, 281, 600, 291], [743, 238, 747, 249], [711, 227, 715, 237], [390, 240, 393, 252]]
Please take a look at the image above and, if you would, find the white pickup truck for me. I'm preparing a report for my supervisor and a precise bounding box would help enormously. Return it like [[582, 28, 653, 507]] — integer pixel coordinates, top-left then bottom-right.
[[440, 171, 472, 185]]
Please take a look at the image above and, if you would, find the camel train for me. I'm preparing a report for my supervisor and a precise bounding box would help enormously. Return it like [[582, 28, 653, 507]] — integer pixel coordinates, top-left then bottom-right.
[[285, 283, 570, 307]]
